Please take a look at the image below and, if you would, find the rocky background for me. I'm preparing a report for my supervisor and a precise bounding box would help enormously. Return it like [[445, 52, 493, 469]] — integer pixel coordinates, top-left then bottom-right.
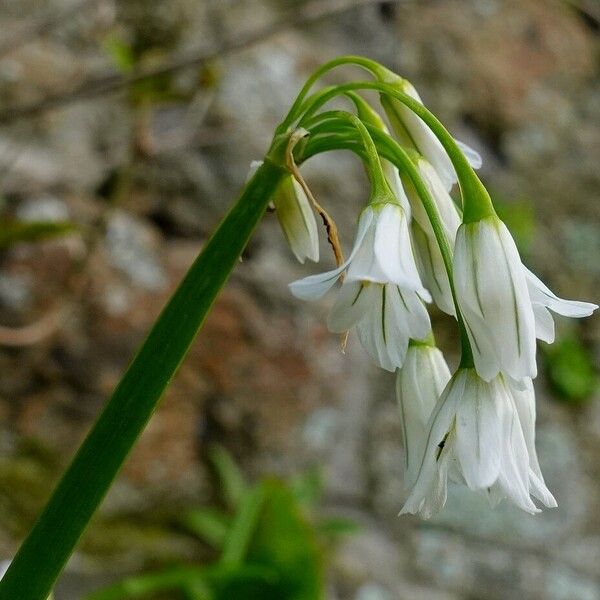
[[0, 0, 599, 598]]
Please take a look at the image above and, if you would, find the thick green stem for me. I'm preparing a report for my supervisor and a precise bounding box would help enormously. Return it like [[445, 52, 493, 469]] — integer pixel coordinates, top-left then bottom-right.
[[0, 160, 286, 600]]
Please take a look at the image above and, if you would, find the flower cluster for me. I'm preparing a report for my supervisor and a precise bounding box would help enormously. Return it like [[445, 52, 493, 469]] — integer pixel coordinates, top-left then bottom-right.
[[263, 58, 597, 518]]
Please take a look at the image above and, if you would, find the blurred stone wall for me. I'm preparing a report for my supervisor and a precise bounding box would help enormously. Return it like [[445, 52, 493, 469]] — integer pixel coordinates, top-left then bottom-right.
[[0, 0, 598, 598]]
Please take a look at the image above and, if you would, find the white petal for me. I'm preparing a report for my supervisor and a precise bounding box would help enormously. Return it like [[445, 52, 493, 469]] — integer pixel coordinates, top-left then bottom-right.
[[496, 390, 540, 514], [274, 177, 320, 264], [412, 222, 456, 316], [456, 140, 482, 170], [397, 346, 451, 489], [373, 204, 423, 289], [455, 373, 502, 490], [510, 379, 557, 508], [533, 303, 555, 344], [356, 284, 411, 371], [417, 430, 454, 519], [401, 370, 467, 515], [327, 281, 371, 332], [415, 159, 461, 240], [383, 160, 411, 215], [289, 208, 374, 300], [525, 267, 598, 318], [454, 218, 537, 381]]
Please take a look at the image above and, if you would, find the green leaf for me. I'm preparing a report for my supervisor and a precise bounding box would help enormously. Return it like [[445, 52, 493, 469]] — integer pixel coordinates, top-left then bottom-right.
[[316, 516, 360, 538], [103, 34, 136, 73], [290, 468, 323, 509], [219, 483, 266, 566], [86, 566, 208, 600], [182, 508, 231, 548], [543, 334, 598, 404], [246, 480, 324, 600], [492, 197, 536, 255], [0, 221, 77, 249], [0, 161, 286, 600], [208, 445, 247, 510]]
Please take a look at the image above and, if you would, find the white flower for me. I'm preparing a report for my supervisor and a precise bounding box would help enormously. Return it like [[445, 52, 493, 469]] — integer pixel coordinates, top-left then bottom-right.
[[380, 77, 482, 191], [290, 203, 426, 298], [327, 281, 431, 371], [405, 158, 462, 316], [248, 161, 319, 264], [525, 267, 597, 343], [453, 216, 537, 382], [273, 175, 320, 264], [396, 344, 451, 488], [400, 369, 556, 519], [290, 202, 431, 370]]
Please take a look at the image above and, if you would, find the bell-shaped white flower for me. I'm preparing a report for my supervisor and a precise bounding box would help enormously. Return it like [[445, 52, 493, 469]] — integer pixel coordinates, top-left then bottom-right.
[[453, 215, 537, 382], [273, 175, 320, 264], [525, 267, 597, 343], [290, 203, 427, 299], [380, 77, 482, 191], [290, 202, 431, 371], [327, 281, 431, 371], [400, 369, 556, 519], [248, 161, 319, 264], [396, 344, 451, 488], [404, 158, 462, 316]]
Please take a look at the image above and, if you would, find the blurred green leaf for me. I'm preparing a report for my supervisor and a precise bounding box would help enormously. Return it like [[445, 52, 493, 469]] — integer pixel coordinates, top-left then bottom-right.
[[182, 508, 231, 549], [220, 483, 266, 566], [0, 221, 77, 249], [103, 34, 136, 73], [316, 516, 360, 538], [246, 480, 324, 600], [543, 334, 598, 404], [493, 197, 536, 255], [290, 468, 323, 509], [208, 446, 247, 511], [87, 566, 207, 600]]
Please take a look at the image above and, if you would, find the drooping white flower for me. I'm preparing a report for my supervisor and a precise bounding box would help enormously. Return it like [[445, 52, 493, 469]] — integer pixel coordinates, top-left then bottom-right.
[[290, 202, 431, 371], [396, 344, 451, 488], [404, 158, 462, 316], [327, 281, 431, 371], [248, 161, 319, 264], [524, 267, 598, 343], [379, 77, 482, 191], [453, 215, 537, 382], [400, 368, 556, 519], [273, 175, 320, 264]]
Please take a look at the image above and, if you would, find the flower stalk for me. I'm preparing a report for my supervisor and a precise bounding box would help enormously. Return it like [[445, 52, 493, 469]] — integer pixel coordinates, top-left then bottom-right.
[[0, 159, 287, 599]]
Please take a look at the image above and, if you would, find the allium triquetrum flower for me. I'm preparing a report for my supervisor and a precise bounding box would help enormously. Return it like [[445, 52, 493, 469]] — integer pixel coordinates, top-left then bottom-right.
[[290, 202, 431, 371], [453, 215, 538, 382], [249, 161, 319, 264], [400, 368, 556, 519]]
